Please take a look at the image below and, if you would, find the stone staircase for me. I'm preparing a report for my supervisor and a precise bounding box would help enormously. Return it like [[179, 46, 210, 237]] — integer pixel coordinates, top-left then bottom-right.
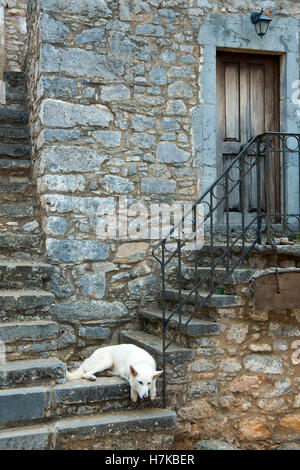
[[2, 72, 297, 449], [119, 241, 300, 398], [121, 243, 253, 355], [0, 72, 176, 450]]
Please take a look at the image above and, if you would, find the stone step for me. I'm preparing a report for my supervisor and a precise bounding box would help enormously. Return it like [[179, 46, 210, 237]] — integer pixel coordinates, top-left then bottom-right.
[[120, 330, 194, 365], [0, 375, 162, 428], [3, 72, 26, 105], [0, 261, 54, 290], [164, 288, 242, 309], [55, 408, 176, 450], [0, 203, 34, 218], [0, 320, 59, 342], [4, 87, 26, 105], [0, 182, 35, 204], [0, 320, 61, 347], [182, 267, 256, 286], [0, 126, 29, 142], [140, 308, 220, 337], [0, 408, 176, 449], [178, 266, 256, 294], [0, 159, 31, 171], [193, 243, 300, 269], [0, 181, 32, 193], [0, 289, 55, 312], [0, 106, 28, 125], [0, 425, 50, 450], [192, 243, 253, 268], [0, 143, 30, 159], [0, 233, 41, 256], [3, 72, 25, 87], [0, 358, 66, 389], [0, 318, 68, 363]]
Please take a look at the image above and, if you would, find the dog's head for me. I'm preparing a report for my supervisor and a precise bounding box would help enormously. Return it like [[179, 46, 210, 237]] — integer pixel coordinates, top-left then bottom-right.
[[130, 365, 163, 399]]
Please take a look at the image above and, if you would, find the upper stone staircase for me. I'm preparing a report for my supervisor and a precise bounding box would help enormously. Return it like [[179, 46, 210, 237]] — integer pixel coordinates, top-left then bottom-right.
[[120, 243, 251, 370], [119, 241, 300, 410]]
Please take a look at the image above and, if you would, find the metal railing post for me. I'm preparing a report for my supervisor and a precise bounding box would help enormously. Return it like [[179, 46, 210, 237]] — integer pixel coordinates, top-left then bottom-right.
[[256, 136, 262, 244], [161, 241, 167, 408], [265, 135, 272, 244]]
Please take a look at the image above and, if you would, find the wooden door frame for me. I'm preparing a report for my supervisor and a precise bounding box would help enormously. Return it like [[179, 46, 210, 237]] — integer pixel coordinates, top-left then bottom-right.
[[193, 13, 299, 223]]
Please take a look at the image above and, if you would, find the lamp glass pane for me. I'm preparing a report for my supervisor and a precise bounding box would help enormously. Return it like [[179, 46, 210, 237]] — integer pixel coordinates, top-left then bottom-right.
[[260, 20, 269, 35], [255, 19, 270, 36]]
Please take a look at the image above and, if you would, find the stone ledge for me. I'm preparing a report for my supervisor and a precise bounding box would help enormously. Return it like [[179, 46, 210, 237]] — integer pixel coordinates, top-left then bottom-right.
[[120, 329, 194, 365], [165, 288, 242, 308], [141, 308, 220, 337], [0, 290, 55, 311], [55, 408, 176, 437], [0, 425, 50, 450], [0, 358, 66, 389], [0, 376, 130, 426], [0, 408, 176, 450]]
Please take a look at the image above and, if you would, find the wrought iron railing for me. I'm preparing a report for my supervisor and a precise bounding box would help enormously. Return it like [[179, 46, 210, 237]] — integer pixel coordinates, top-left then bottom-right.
[[152, 132, 300, 407]]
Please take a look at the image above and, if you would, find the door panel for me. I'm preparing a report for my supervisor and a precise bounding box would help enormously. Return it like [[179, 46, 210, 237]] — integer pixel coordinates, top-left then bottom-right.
[[249, 64, 265, 135], [224, 62, 240, 141], [217, 51, 280, 224]]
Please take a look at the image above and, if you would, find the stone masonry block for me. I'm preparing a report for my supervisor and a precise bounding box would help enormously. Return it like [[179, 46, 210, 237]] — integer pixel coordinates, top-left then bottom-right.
[[40, 99, 113, 128]]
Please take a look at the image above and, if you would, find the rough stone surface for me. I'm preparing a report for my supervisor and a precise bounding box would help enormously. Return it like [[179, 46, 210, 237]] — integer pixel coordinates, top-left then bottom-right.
[[244, 355, 283, 374], [279, 414, 300, 433], [19, 0, 300, 451], [226, 375, 264, 393], [239, 417, 271, 441], [195, 440, 238, 450], [46, 239, 109, 262], [114, 242, 149, 264], [0, 427, 50, 450], [40, 99, 114, 128], [54, 300, 128, 322], [156, 142, 190, 164], [141, 177, 176, 194]]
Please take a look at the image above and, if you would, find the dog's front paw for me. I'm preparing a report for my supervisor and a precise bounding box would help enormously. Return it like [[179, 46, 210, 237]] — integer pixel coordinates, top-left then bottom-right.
[[131, 391, 138, 402], [83, 374, 97, 381], [150, 386, 156, 401]]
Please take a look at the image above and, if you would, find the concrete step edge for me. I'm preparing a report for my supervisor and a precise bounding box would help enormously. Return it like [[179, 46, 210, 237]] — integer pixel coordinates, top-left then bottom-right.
[[0, 408, 177, 449]]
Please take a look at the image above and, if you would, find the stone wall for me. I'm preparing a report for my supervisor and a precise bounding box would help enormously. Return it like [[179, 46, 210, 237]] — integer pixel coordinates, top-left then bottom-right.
[[4, 0, 27, 71], [25, 0, 204, 360], [24, 0, 300, 449], [165, 283, 300, 450], [25, 0, 300, 356]]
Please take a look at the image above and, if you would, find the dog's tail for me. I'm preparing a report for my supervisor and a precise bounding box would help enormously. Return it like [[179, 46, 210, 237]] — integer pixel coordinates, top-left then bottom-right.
[[66, 366, 84, 381]]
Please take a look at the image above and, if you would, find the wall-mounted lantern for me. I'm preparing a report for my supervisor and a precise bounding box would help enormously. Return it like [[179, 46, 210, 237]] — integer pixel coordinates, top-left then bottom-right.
[[251, 9, 272, 37]]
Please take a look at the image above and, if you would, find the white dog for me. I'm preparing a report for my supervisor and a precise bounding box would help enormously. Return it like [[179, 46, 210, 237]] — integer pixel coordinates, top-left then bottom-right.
[[66, 343, 163, 402]]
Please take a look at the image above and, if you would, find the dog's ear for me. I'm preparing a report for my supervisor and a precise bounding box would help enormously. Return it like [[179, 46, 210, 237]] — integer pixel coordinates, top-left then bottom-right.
[[153, 370, 163, 380], [130, 365, 137, 377]]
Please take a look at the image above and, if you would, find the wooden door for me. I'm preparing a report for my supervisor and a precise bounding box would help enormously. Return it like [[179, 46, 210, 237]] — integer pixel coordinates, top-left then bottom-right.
[[216, 51, 280, 224]]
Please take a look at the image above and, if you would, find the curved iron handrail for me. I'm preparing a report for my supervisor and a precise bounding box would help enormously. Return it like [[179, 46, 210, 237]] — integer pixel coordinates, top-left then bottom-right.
[[152, 132, 300, 262], [151, 132, 300, 407]]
